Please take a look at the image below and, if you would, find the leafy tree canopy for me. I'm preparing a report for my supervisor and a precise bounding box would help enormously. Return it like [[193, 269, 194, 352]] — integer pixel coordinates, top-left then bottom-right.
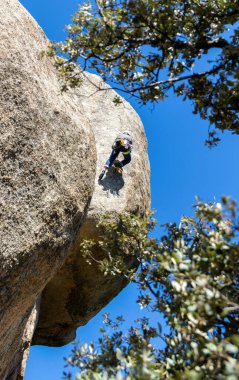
[[64, 197, 239, 380], [52, 0, 239, 146]]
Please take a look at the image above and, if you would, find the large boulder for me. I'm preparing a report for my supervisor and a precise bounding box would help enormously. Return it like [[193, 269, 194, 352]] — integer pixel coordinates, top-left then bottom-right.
[[33, 74, 150, 346], [0, 0, 95, 378], [0, 0, 150, 376]]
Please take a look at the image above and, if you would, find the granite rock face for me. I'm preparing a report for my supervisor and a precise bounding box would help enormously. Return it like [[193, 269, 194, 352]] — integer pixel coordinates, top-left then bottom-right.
[[33, 74, 150, 346], [0, 0, 95, 378], [0, 0, 150, 377]]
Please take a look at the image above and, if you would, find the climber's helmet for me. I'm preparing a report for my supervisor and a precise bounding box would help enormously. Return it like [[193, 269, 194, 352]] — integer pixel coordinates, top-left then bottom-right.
[[123, 130, 131, 136]]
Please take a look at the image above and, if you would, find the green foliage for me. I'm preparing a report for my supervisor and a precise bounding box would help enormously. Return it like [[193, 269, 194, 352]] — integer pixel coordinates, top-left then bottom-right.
[[52, 0, 239, 145], [64, 197, 239, 379]]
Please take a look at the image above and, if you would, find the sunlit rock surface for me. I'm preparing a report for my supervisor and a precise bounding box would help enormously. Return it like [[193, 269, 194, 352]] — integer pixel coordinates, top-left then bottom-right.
[[0, 0, 150, 377], [33, 74, 150, 346]]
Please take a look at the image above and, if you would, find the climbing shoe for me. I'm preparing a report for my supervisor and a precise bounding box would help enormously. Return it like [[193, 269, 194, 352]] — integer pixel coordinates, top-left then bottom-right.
[[99, 170, 105, 180], [113, 165, 123, 174], [116, 167, 123, 174]]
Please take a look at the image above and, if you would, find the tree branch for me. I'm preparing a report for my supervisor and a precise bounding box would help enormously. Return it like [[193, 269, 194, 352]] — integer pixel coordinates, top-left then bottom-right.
[[124, 63, 224, 93]]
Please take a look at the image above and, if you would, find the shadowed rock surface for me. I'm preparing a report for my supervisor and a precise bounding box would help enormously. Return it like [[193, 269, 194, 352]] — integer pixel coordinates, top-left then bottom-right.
[[33, 74, 150, 346], [0, 0, 95, 378]]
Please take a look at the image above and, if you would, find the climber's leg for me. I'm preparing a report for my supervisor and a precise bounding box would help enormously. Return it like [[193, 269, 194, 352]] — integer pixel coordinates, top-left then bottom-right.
[[99, 150, 120, 180], [113, 153, 131, 175], [105, 149, 120, 168], [119, 153, 131, 167]]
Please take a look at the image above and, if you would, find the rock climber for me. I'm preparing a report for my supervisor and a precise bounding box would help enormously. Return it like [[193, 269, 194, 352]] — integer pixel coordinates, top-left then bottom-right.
[[99, 130, 133, 180]]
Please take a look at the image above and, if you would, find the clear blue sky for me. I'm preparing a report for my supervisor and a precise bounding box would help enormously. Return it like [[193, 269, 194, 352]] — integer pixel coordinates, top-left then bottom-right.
[[19, 0, 239, 378]]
